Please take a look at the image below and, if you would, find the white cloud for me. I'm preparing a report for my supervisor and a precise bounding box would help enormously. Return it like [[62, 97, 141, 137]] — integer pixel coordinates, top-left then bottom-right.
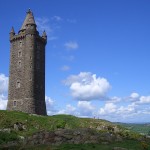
[[45, 96, 54, 108], [130, 92, 140, 101], [139, 96, 150, 104], [52, 16, 63, 22], [0, 94, 8, 110], [45, 96, 58, 115], [63, 72, 110, 101], [64, 41, 78, 50], [57, 104, 77, 115], [0, 74, 8, 94], [36, 17, 52, 34], [77, 101, 95, 117], [36, 17, 58, 41], [60, 65, 70, 71], [56, 102, 95, 117], [0, 99, 7, 110], [107, 96, 121, 103], [99, 103, 117, 115], [0, 74, 8, 110]]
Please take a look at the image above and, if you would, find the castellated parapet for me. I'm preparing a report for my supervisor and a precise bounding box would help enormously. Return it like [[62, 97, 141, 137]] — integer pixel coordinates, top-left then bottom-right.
[[7, 9, 47, 115]]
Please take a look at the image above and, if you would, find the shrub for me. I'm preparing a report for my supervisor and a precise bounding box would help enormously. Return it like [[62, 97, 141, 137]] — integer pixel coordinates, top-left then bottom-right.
[[141, 141, 149, 150], [0, 131, 18, 144]]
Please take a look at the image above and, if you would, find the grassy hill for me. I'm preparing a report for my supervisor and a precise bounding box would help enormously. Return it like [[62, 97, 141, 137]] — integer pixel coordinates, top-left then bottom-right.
[[116, 123, 150, 135], [0, 110, 113, 135], [0, 110, 150, 150]]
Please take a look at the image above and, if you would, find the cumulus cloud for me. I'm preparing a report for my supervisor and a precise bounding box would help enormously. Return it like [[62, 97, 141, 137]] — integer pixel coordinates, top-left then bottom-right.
[[139, 96, 150, 104], [45, 96, 58, 115], [57, 104, 77, 115], [56, 102, 95, 117], [60, 65, 70, 71], [77, 101, 95, 117], [63, 72, 110, 101], [64, 41, 78, 50], [130, 92, 140, 101], [0, 74, 8, 110], [0, 94, 8, 110], [0, 74, 8, 94], [99, 103, 117, 115]]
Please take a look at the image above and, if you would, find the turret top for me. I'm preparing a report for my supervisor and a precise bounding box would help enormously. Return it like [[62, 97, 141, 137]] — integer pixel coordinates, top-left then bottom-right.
[[10, 26, 15, 33], [42, 30, 47, 37], [20, 9, 36, 31]]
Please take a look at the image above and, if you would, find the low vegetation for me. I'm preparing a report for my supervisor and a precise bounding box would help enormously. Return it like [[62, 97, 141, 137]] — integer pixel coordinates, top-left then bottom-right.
[[0, 110, 150, 150]]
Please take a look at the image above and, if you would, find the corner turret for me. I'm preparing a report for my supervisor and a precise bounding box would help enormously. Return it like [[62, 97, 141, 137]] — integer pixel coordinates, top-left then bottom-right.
[[9, 27, 15, 39], [42, 30, 47, 42]]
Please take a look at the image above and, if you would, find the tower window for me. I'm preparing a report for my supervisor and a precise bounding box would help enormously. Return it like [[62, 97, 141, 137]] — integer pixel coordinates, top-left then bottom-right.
[[18, 51, 22, 57], [19, 42, 22, 47], [13, 101, 17, 107], [16, 81, 20, 88], [18, 61, 21, 68], [30, 63, 32, 68]]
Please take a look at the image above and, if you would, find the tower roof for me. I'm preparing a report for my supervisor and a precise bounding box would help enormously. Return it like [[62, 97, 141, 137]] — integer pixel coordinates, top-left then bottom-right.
[[20, 9, 36, 31]]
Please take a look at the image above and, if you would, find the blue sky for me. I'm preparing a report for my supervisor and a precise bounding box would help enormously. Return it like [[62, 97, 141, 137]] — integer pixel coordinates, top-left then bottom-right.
[[0, 0, 150, 123]]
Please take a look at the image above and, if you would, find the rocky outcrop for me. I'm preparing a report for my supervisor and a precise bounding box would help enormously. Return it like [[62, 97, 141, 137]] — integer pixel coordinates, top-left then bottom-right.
[[24, 128, 122, 146], [0, 128, 123, 148]]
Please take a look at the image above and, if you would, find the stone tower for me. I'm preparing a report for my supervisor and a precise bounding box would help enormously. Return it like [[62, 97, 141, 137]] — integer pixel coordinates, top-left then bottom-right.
[[7, 9, 47, 115]]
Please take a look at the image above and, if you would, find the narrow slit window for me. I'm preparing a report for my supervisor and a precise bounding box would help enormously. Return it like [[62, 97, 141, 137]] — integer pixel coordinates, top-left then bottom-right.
[[18, 51, 22, 57], [18, 61, 21, 68], [19, 42, 22, 47]]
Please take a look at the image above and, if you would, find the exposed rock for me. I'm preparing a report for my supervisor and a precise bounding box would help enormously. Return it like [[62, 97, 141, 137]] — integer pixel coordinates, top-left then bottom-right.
[[14, 122, 26, 131], [0, 128, 11, 133]]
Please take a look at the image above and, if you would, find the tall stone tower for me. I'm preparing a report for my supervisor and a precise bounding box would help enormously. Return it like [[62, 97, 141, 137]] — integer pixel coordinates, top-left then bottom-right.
[[7, 9, 47, 115]]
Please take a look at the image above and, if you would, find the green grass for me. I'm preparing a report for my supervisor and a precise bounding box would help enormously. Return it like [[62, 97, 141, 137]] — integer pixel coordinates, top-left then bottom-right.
[[116, 123, 150, 135], [0, 110, 114, 136], [0, 110, 150, 150]]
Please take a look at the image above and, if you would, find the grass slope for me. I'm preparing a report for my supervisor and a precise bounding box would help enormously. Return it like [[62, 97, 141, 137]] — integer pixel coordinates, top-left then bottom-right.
[[0, 110, 113, 136], [0, 110, 150, 150], [116, 123, 150, 135]]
